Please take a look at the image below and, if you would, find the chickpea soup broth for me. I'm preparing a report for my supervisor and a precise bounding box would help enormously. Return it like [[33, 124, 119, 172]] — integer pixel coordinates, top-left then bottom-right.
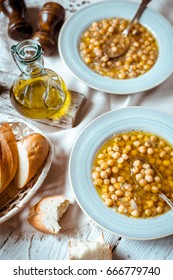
[[79, 18, 158, 79], [92, 131, 173, 218]]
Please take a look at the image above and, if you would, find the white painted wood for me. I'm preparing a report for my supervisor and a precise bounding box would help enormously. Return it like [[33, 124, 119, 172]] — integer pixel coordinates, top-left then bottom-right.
[[1, 0, 173, 261], [112, 236, 173, 260], [1, 219, 173, 260]]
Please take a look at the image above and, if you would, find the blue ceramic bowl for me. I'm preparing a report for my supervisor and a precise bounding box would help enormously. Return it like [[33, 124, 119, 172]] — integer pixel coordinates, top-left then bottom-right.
[[69, 107, 173, 239], [59, 0, 173, 94]]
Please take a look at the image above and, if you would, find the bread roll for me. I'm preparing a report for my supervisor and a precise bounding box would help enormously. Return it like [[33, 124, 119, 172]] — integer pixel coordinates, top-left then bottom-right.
[[68, 235, 112, 260], [0, 123, 18, 193], [28, 195, 70, 234], [13, 133, 49, 189]]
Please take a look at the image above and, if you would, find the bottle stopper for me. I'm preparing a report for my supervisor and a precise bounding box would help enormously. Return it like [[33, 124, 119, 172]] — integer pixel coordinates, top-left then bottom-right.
[[0, 0, 33, 41], [32, 2, 65, 56]]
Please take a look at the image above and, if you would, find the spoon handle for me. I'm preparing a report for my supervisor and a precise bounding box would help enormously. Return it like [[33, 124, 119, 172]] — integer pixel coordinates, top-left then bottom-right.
[[124, 0, 152, 34], [159, 193, 173, 210]]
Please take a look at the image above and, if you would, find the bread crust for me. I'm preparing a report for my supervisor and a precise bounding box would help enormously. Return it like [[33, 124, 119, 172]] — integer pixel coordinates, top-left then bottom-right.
[[28, 195, 70, 234], [28, 211, 55, 234], [0, 123, 18, 193]]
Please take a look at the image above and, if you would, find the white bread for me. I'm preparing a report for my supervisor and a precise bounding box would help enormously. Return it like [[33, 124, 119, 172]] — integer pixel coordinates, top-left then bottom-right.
[[28, 195, 70, 234], [68, 234, 112, 260], [13, 133, 49, 189], [0, 123, 18, 193]]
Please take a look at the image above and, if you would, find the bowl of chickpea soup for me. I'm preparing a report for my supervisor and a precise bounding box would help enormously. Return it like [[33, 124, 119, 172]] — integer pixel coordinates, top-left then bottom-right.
[[59, 0, 173, 94], [69, 107, 173, 239]]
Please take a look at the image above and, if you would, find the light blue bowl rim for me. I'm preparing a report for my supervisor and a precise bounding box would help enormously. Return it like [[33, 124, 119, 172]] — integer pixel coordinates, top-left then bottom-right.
[[59, 0, 173, 94], [69, 107, 173, 240]]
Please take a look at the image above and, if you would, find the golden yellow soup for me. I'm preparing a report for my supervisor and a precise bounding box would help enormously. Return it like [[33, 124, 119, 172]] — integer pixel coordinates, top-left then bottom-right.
[[79, 18, 158, 79], [92, 131, 173, 218]]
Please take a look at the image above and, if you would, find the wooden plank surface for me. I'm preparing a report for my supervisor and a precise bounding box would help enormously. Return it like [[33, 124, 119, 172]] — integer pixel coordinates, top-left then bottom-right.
[[1, 219, 173, 260], [0, 0, 173, 261]]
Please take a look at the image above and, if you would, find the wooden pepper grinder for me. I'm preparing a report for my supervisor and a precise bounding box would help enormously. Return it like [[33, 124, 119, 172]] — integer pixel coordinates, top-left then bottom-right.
[[0, 0, 33, 41], [32, 2, 65, 56]]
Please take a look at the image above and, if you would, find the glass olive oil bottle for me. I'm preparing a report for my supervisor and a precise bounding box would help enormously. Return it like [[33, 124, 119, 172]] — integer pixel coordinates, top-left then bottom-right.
[[10, 39, 70, 119]]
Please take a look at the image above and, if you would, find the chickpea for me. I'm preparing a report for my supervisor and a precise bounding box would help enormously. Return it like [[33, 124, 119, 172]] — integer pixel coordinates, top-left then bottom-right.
[[100, 170, 108, 179], [143, 184, 151, 192], [126, 145, 132, 151], [159, 140, 166, 147], [144, 141, 151, 147], [102, 192, 109, 199], [124, 183, 132, 191], [110, 177, 116, 184], [95, 167, 101, 172], [114, 183, 121, 190], [115, 190, 124, 196], [139, 179, 147, 187], [122, 153, 129, 160], [111, 194, 118, 201], [163, 160, 170, 167], [124, 191, 132, 198], [133, 159, 141, 167], [123, 135, 129, 141], [105, 198, 113, 207], [118, 204, 125, 213], [107, 159, 115, 166], [151, 186, 159, 193], [131, 209, 140, 217], [94, 178, 103, 187], [97, 159, 104, 166], [117, 176, 125, 183], [132, 167, 139, 175], [112, 152, 121, 159], [135, 173, 142, 181], [98, 153, 105, 159], [146, 200, 154, 208], [147, 148, 154, 155], [156, 206, 163, 214], [145, 175, 153, 183], [155, 176, 161, 183], [112, 166, 119, 174], [143, 163, 150, 169], [139, 146, 147, 153], [113, 145, 119, 151], [106, 167, 111, 176], [145, 169, 154, 175], [101, 162, 109, 169], [164, 146, 171, 153], [92, 171, 100, 179], [160, 151, 166, 158], [133, 141, 141, 147], [117, 157, 124, 164], [108, 185, 115, 194], [145, 209, 152, 217], [104, 179, 110, 185]]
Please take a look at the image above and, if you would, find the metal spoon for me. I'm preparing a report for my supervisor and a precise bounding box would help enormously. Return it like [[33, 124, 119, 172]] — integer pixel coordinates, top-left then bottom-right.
[[105, 0, 152, 58], [130, 157, 173, 210]]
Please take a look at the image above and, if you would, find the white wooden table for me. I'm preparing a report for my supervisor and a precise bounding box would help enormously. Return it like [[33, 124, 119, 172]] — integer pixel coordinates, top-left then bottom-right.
[[1, 0, 173, 260]]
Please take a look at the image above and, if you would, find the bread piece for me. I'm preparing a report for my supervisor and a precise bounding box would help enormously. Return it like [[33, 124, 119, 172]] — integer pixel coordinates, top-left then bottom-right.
[[28, 195, 70, 234], [13, 133, 49, 189], [68, 234, 112, 260], [0, 123, 18, 193]]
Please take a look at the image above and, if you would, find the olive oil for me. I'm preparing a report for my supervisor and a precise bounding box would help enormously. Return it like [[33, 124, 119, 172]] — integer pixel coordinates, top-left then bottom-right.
[[10, 40, 70, 119], [92, 131, 173, 218]]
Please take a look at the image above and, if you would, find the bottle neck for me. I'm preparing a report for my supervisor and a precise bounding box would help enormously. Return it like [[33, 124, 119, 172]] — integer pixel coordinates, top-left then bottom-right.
[[11, 39, 44, 77], [21, 55, 44, 77]]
